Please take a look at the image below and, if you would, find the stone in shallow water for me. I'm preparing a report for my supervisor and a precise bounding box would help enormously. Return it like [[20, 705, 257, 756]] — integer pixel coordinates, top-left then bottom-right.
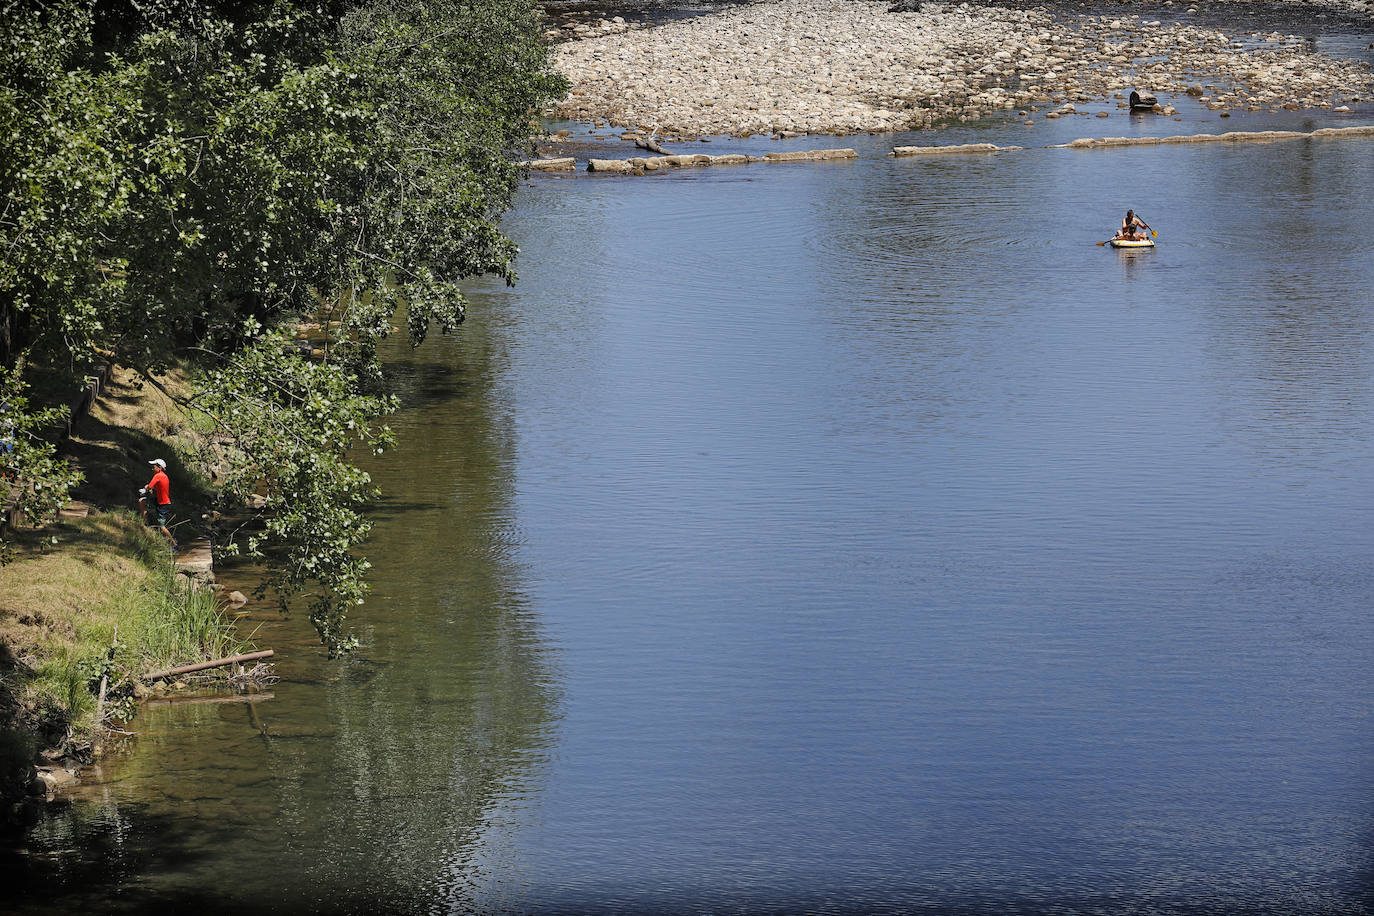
[[762, 148, 858, 161], [587, 158, 635, 173], [891, 143, 1022, 156], [527, 157, 576, 171]]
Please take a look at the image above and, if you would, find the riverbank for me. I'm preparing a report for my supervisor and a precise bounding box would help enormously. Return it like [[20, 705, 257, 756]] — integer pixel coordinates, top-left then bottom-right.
[[0, 368, 258, 825], [550, 0, 1374, 138]]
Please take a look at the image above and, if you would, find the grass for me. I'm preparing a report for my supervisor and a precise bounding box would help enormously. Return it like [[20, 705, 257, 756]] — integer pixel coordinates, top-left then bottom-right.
[[136, 571, 242, 673], [31, 654, 94, 732], [0, 511, 251, 749]]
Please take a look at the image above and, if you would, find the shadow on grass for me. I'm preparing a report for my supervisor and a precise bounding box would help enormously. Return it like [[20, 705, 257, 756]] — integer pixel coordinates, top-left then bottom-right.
[[4, 515, 162, 565], [62, 410, 212, 537]]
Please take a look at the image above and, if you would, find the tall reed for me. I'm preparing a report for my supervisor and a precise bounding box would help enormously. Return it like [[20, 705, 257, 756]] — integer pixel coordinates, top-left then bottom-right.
[[134, 571, 244, 673]]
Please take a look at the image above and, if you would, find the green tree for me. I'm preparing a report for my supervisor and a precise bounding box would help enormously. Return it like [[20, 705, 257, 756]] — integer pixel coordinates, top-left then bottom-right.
[[0, 0, 566, 651]]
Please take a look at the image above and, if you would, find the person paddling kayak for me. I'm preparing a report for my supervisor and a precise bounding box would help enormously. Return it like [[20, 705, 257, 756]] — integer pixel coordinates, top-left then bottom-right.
[[1120, 209, 1152, 238]]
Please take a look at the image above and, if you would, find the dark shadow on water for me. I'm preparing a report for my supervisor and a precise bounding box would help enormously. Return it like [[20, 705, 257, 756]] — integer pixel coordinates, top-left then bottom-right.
[[364, 499, 447, 517], [381, 359, 476, 411], [1, 804, 216, 911], [4, 884, 1352, 916]]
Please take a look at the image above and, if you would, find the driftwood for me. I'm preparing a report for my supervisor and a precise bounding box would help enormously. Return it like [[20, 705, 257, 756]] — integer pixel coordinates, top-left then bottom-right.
[[635, 136, 668, 155], [145, 649, 274, 681]]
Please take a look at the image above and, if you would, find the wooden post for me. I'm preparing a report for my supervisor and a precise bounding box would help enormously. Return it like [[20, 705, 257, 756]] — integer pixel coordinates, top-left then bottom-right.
[[95, 625, 118, 723]]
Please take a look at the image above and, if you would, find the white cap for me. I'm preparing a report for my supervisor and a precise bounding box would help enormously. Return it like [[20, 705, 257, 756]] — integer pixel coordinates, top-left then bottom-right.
[[148, 458, 166, 468]]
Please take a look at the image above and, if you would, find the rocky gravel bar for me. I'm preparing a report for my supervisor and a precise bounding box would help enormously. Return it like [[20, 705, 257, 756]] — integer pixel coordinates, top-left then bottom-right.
[[550, 0, 1374, 137]]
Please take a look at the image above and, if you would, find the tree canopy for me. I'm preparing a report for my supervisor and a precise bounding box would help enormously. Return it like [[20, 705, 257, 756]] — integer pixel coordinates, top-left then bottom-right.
[[1, 0, 566, 651]]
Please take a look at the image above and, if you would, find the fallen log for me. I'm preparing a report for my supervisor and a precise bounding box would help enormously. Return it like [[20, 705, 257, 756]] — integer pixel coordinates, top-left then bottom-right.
[[145, 649, 275, 682]]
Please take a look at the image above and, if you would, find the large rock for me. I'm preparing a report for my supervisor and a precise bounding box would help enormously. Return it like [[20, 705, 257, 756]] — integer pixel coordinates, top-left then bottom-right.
[[36, 766, 76, 790], [1055, 126, 1374, 150], [587, 158, 635, 173], [763, 148, 858, 162], [892, 143, 1022, 156], [526, 157, 576, 171], [174, 537, 215, 587], [657, 154, 714, 168]]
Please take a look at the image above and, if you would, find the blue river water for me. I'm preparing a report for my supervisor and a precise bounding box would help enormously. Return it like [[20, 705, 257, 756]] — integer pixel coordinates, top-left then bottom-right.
[[8, 100, 1374, 914]]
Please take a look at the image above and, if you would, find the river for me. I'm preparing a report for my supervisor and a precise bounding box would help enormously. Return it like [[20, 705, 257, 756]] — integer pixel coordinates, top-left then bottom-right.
[[7, 99, 1374, 913]]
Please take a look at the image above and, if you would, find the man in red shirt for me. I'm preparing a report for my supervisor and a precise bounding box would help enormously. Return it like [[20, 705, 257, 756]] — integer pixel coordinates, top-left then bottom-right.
[[139, 458, 176, 550]]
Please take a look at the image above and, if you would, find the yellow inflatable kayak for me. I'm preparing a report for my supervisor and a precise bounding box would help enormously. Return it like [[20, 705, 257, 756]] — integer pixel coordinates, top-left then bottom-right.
[[1110, 238, 1155, 248]]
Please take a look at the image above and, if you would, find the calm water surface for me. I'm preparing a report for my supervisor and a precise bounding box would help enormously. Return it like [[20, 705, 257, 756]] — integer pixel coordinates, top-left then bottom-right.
[[8, 107, 1374, 913]]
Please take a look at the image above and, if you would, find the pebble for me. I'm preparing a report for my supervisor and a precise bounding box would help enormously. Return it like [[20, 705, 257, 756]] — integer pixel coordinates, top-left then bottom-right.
[[551, 0, 1374, 137]]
